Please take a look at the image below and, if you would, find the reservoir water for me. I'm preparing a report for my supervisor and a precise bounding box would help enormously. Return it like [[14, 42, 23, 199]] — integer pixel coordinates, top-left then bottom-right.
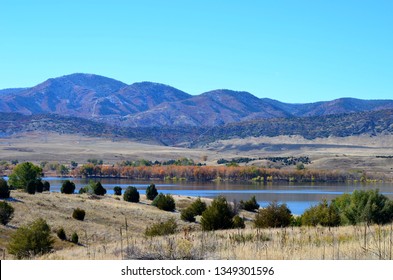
[[41, 177, 393, 215]]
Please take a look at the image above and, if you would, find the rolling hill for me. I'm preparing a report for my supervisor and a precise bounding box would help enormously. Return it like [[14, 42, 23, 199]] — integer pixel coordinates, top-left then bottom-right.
[[2, 109, 393, 147]]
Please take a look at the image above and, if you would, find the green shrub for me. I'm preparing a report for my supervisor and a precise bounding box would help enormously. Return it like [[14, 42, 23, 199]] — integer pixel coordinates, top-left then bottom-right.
[[232, 215, 245, 229], [72, 208, 85, 221], [290, 216, 302, 227], [201, 196, 235, 231], [240, 196, 260, 212], [91, 181, 107, 196], [56, 227, 67, 241], [332, 189, 393, 225], [123, 186, 140, 203], [113, 186, 122, 196], [180, 197, 207, 223], [71, 232, 79, 244], [7, 218, 54, 259], [8, 162, 42, 190], [42, 180, 50, 192], [152, 193, 175, 211], [26, 180, 36, 195], [301, 200, 340, 227], [146, 183, 158, 200], [331, 193, 351, 225], [254, 201, 292, 228], [0, 201, 14, 225], [0, 178, 10, 198], [189, 197, 207, 216], [25, 179, 44, 193], [77, 181, 107, 196], [296, 163, 305, 170], [34, 179, 44, 193], [61, 180, 75, 194], [145, 218, 177, 237], [78, 186, 89, 194], [180, 207, 196, 222]]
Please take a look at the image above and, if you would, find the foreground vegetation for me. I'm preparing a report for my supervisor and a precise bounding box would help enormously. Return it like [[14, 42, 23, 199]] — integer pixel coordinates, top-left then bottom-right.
[[0, 161, 392, 260], [0, 187, 392, 260]]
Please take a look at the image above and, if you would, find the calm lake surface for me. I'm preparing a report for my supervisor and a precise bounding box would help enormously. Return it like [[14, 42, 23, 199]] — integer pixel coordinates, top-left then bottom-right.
[[42, 177, 393, 215]]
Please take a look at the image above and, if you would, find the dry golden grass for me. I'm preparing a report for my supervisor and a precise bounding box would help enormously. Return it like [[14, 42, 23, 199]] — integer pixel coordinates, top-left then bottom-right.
[[208, 135, 393, 175], [0, 189, 208, 260], [0, 132, 231, 165], [1, 190, 392, 260], [3, 132, 393, 176]]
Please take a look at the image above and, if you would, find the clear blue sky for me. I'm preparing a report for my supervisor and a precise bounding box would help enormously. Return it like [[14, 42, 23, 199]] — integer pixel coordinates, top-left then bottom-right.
[[0, 0, 392, 103]]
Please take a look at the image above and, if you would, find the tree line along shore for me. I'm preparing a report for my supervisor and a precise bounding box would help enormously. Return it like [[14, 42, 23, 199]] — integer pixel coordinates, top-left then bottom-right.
[[0, 158, 388, 183]]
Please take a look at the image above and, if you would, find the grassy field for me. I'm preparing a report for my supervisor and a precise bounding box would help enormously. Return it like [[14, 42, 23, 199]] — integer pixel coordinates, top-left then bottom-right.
[[1, 190, 392, 260], [207, 135, 393, 175], [2, 133, 393, 177], [0, 132, 226, 164]]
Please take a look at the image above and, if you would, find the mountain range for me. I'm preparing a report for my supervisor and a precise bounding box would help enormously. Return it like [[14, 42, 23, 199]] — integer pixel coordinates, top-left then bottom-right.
[[1, 73, 393, 127]]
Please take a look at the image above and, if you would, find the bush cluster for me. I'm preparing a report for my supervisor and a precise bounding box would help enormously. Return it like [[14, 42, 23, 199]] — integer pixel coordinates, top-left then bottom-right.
[[8, 162, 42, 190], [180, 197, 207, 222], [79, 181, 107, 196], [0, 178, 10, 198], [232, 215, 246, 229], [189, 197, 207, 215], [146, 184, 158, 200], [301, 200, 340, 227], [56, 227, 79, 244], [71, 232, 79, 244], [152, 193, 176, 211], [254, 202, 292, 228], [180, 207, 196, 222], [78, 186, 88, 194], [26, 180, 37, 194], [331, 189, 393, 225], [201, 196, 235, 231], [72, 208, 86, 221], [239, 196, 260, 212], [91, 182, 107, 196], [295, 189, 393, 227], [0, 201, 14, 225], [61, 180, 76, 194], [245, 189, 393, 229], [145, 218, 177, 237], [123, 186, 140, 203], [34, 179, 44, 193], [7, 218, 54, 259], [25, 179, 46, 195], [43, 181, 50, 192], [113, 186, 122, 196], [56, 227, 67, 241]]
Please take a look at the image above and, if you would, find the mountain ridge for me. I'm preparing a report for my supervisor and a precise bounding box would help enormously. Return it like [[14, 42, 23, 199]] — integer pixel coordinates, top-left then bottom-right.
[[1, 73, 393, 127]]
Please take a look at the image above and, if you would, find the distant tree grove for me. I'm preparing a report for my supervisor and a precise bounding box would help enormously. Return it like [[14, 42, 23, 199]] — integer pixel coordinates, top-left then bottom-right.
[[71, 164, 374, 183]]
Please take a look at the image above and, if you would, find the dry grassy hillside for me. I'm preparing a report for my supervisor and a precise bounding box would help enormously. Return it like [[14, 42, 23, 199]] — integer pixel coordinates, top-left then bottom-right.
[[0, 132, 225, 164], [1, 190, 392, 260], [2, 133, 393, 177]]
